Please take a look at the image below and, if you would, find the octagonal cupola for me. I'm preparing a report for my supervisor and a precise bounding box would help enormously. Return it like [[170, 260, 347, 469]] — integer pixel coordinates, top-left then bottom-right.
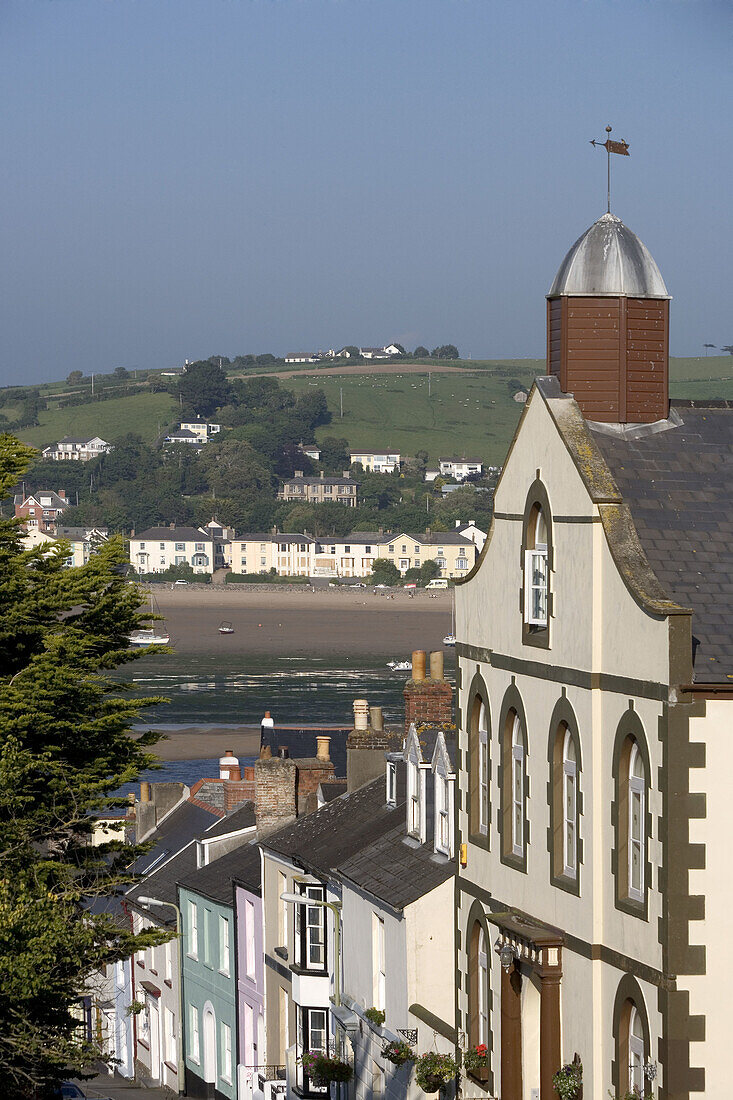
[[547, 212, 671, 424]]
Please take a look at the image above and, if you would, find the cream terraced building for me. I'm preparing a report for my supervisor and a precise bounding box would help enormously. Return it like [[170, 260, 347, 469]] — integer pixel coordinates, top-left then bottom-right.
[[454, 211, 732, 1100]]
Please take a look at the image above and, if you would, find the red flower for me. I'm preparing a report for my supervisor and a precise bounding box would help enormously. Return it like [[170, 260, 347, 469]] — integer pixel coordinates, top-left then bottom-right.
[[475, 1044, 487, 1056]]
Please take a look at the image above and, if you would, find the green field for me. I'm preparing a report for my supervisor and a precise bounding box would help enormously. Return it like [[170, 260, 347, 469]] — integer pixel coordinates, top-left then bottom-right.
[[15, 392, 178, 450], [283, 356, 733, 465], [284, 367, 540, 466]]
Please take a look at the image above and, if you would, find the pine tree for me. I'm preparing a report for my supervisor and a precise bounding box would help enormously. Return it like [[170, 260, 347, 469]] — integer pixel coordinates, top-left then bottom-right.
[[0, 434, 171, 1098]]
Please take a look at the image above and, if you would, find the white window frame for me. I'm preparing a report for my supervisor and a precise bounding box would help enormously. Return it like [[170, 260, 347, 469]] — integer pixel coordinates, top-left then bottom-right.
[[628, 1006, 645, 1094], [165, 1007, 177, 1065], [524, 506, 549, 627], [434, 770, 452, 856], [187, 899, 198, 959], [372, 912, 386, 1012], [297, 882, 326, 972], [164, 940, 173, 983], [478, 927, 489, 1046], [628, 742, 645, 902], [386, 761, 397, 807], [478, 702, 489, 837], [562, 728, 577, 879], [220, 1021, 232, 1083], [511, 714, 524, 858], [407, 759, 424, 841], [188, 1003, 200, 1063], [279, 872, 288, 951], [245, 899, 256, 979], [218, 914, 230, 976]]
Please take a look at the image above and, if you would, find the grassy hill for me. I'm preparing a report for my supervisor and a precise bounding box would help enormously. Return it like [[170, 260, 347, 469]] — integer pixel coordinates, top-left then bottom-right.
[[15, 392, 178, 450], [282, 356, 733, 467], [9, 354, 733, 465]]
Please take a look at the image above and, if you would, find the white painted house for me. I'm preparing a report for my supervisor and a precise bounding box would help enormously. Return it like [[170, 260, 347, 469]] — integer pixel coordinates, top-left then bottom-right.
[[130, 526, 215, 575], [42, 436, 112, 462], [349, 451, 401, 474], [438, 458, 483, 481]]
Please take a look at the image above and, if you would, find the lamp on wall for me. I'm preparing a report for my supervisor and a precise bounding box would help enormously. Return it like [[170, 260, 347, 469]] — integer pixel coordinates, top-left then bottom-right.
[[494, 937, 517, 972]]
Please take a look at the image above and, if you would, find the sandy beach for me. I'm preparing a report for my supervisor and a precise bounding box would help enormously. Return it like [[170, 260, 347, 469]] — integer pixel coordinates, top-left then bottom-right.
[[140, 584, 453, 657], [140, 724, 262, 761]]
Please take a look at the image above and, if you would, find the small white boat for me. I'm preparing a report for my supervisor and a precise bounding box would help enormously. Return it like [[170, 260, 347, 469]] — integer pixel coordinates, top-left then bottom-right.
[[442, 634, 456, 647], [218, 621, 235, 635], [128, 628, 170, 647], [387, 660, 412, 671]]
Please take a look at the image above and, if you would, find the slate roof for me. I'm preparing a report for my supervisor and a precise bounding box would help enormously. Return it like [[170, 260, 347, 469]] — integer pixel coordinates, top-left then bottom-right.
[[134, 526, 213, 542], [590, 404, 733, 683], [178, 838, 262, 904], [262, 774, 405, 878], [335, 823, 453, 911], [126, 841, 199, 926], [261, 727, 351, 778], [204, 801, 256, 836], [283, 477, 356, 487]]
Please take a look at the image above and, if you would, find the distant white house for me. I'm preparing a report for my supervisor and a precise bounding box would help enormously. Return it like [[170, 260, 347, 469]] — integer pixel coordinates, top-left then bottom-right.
[[455, 519, 487, 553], [42, 436, 112, 462], [438, 457, 483, 481], [298, 442, 321, 461], [129, 526, 215, 575], [349, 450, 401, 474], [424, 468, 441, 482], [22, 525, 109, 568], [359, 345, 401, 360], [285, 354, 315, 364]]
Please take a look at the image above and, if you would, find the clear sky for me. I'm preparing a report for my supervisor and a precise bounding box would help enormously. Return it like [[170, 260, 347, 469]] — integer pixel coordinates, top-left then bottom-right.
[[1, 0, 731, 383]]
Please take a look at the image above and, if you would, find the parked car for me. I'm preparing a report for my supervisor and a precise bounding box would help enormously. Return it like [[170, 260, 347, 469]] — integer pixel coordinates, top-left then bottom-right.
[[173, 579, 189, 585]]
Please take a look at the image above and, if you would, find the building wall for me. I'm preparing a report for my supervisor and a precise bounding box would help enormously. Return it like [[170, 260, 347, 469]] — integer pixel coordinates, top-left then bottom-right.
[[455, 388, 671, 1097], [131, 912, 181, 1093], [180, 887, 238, 1100], [130, 536, 213, 575], [683, 698, 733, 1098], [235, 884, 266, 1090]]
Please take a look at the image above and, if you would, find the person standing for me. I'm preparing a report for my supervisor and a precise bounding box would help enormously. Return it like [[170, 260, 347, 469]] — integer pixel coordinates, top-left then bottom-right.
[[260, 709, 274, 751]]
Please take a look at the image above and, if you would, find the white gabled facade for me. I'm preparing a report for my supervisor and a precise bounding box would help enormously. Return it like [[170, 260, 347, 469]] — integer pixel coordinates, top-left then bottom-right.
[[130, 526, 215, 575]]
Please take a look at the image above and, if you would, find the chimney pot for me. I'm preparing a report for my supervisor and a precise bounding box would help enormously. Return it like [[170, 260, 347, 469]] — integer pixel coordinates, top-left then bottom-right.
[[278, 746, 290, 759], [430, 650, 444, 681], [353, 698, 369, 730], [411, 650, 427, 682], [140, 781, 151, 803], [316, 736, 331, 762], [370, 706, 384, 731]]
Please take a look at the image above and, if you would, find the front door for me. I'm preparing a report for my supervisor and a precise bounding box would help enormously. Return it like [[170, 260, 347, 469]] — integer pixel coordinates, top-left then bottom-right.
[[500, 962, 522, 1100]]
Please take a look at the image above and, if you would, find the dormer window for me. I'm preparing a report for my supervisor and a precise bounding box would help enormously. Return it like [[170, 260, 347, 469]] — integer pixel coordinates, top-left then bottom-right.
[[434, 770, 453, 857], [386, 761, 397, 807], [407, 758, 424, 841], [524, 505, 548, 626]]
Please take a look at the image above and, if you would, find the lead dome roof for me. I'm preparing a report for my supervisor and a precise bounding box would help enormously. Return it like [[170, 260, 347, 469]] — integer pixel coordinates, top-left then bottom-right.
[[548, 212, 669, 298]]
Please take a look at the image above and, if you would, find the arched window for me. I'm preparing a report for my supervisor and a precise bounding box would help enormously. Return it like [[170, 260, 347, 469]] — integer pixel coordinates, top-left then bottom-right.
[[468, 921, 490, 1054], [628, 743, 645, 902], [614, 716, 649, 913], [511, 714, 525, 857], [524, 504, 549, 627], [469, 691, 490, 842], [563, 729, 577, 878], [479, 700, 489, 836], [614, 985, 650, 1099], [629, 1006, 645, 1094]]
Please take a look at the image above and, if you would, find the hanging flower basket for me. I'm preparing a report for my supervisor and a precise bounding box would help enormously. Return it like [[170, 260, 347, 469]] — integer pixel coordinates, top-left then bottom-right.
[[125, 999, 145, 1017], [365, 1007, 386, 1028], [414, 1051, 459, 1093], [302, 1051, 354, 1086], [463, 1043, 489, 1081], [552, 1059, 583, 1100], [382, 1039, 415, 1066]]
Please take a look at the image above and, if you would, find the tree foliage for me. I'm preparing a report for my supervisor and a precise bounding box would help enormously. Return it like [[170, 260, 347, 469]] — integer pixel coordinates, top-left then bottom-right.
[[178, 359, 233, 418], [370, 557, 400, 584], [0, 434, 171, 1097], [431, 344, 459, 359]]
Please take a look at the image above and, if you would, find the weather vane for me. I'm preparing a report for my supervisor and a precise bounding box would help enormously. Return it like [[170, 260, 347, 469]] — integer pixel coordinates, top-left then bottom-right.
[[590, 125, 630, 214]]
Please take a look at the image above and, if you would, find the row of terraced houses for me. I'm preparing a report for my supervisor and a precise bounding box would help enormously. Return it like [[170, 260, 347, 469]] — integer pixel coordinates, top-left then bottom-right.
[[89, 206, 733, 1100]]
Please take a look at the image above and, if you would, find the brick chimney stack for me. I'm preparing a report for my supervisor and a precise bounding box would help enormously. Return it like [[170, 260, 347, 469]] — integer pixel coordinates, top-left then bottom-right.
[[403, 648, 452, 733], [347, 698, 390, 793], [255, 752, 296, 838]]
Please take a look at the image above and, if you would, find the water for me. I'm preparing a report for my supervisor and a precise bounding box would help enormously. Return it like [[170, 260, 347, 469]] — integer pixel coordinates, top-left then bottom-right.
[[121, 652, 451, 728], [113, 651, 454, 790]]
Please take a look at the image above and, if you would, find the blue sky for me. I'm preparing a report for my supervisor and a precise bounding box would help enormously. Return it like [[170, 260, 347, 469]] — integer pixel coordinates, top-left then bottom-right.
[[1, 0, 731, 383]]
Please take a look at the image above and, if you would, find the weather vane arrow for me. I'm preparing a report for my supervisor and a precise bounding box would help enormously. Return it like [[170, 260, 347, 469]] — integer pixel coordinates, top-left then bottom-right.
[[590, 125, 630, 213]]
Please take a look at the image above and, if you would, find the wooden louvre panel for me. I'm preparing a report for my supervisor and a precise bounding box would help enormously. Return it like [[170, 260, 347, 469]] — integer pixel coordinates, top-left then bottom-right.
[[547, 295, 669, 423], [625, 299, 669, 422]]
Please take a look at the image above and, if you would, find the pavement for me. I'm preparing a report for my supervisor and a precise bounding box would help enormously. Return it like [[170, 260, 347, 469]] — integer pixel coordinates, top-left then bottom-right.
[[68, 1072, 175, 1099]]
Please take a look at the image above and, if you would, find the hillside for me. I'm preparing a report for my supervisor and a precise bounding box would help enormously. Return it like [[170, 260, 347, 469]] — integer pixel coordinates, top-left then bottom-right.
[[14, 392, 178, 450]]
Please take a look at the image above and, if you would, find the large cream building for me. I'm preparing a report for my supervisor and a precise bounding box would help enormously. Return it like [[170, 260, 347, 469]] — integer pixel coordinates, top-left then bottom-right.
[[454, 212, 730, 1100]]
